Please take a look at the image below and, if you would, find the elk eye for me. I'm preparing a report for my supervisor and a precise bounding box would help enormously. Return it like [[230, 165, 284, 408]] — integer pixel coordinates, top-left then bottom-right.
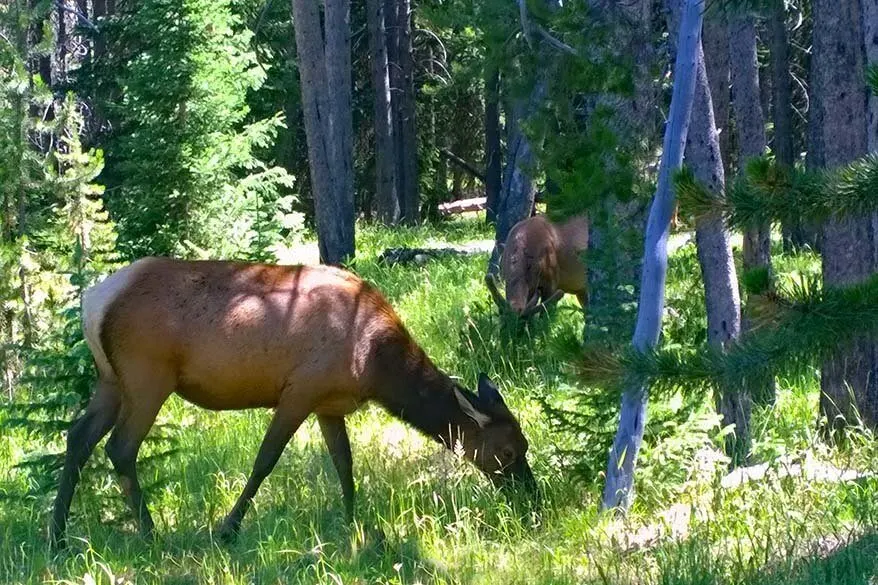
[[502, 447, 515, 462]]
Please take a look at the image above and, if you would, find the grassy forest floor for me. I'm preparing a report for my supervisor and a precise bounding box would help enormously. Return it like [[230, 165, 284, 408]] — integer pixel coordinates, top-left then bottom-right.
[[1, 217, 877, 584]]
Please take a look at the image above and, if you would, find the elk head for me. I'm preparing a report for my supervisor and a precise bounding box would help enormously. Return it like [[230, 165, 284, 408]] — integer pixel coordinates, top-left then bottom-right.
[[486, 272, 563, 319], [452, 374, 538, 497]]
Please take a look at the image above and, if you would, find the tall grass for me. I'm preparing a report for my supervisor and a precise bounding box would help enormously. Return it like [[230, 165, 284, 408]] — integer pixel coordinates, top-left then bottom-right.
[[1, 218, 875, 584]]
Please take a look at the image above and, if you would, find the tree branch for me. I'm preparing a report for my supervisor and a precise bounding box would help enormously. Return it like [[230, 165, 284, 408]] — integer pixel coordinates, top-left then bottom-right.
[[439, 148, 486, 182]]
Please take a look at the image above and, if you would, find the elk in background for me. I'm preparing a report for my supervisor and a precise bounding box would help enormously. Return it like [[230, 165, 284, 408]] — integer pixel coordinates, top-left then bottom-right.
[[487, 215, 589, 318], [50, 258, 537, 547]]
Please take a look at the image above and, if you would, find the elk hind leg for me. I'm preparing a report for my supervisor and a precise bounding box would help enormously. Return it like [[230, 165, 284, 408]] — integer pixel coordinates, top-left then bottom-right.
[[51, 378, 121, 547], [318, 415, 354, 523], [105, 366, 172, 537]]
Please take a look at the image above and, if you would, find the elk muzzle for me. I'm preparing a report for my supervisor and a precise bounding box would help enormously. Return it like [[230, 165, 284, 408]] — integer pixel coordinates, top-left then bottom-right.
[[492, 455, 540, 504]]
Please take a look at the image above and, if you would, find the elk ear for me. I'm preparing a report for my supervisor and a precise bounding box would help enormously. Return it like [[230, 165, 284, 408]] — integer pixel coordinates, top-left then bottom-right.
[[477, 373, 506, 407], [454, 387, 491, 428]]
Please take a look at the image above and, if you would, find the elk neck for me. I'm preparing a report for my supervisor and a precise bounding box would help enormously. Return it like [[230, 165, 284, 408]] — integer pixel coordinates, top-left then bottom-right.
[[369, 333, 483, 449]]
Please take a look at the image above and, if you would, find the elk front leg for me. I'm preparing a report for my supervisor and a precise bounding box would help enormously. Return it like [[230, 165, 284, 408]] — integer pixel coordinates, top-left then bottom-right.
[[217, 395, 310, 541], [318, 415, 355, 523]]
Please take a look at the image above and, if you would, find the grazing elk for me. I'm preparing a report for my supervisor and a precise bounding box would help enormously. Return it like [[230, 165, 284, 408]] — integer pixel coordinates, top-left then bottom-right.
[[50, 258, 536, 547], [487, 214, 589, 318]]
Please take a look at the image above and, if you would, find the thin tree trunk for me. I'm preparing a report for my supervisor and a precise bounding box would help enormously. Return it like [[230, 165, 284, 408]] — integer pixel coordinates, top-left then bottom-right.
[[730, 17, 770, 273], [396, 0, 419, 223], [94, 0, 107, 57], [812, 0, 877, 430], [602, 0, 703, 511], [485, 66, 502, 224], [863, 0, 878, 154], [690, 3, 747, 464], [702, 12, 730, 175], [730, 13, 774, 404], [770, 0, 805, 252], [292, 0, 356, 265], [367, 0, 399, 224], [487, 86, 543, 276], [57, 0, 67, 82]]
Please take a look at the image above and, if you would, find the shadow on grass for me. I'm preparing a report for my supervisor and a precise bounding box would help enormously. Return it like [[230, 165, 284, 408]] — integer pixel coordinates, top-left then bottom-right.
[[653, 531, 878, 585], [12, 435, 473, 584], [753, 532, 878, 585]]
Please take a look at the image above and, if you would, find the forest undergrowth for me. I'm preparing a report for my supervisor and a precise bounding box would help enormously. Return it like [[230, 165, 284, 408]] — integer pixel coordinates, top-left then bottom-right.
[[1, 217, 876, 585]]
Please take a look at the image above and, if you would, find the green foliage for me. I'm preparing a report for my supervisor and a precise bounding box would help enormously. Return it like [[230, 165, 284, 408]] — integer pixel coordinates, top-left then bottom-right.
[[676, 154, 878, 231], [579, 268, 878, 409], [3, 220, 876, 584], [5, 97, 121, 493], [76, 0, 295, 259]]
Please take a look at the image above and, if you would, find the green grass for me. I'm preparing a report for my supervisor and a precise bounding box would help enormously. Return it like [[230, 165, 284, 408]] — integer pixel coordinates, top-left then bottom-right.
[[1, 218, 876, 584]]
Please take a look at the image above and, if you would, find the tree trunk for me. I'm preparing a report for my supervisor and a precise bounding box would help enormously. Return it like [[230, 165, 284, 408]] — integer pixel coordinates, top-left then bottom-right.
[[484, 65, 502, 224], [863, 0, 878, 154], [730, 16, 770, 271], [812, 0, 877, 430], [702, 12, 730, 175], [487, 86, 543, 276], [730, 13, 774, 404], [602, 0, 703, 512], [690, 6, 747, 464], [291, 0, 356, 265], [395, 0, 419, 223], [771, 0, 807, 252], [94, 0, 107, 57], [367, 0, 399, 224]]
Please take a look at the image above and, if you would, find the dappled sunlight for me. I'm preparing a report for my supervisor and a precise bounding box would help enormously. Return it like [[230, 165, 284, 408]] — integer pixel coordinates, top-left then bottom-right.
[[2, 219, 877, 584]]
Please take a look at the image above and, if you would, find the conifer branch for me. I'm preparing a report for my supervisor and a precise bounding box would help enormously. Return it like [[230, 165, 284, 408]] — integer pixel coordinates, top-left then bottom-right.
[[581, 272, 878, 399], [676, 154, 878, 230]]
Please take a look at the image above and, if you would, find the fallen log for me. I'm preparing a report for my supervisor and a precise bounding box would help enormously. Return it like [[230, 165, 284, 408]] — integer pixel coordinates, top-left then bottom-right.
[[438, 197, 487, 216]]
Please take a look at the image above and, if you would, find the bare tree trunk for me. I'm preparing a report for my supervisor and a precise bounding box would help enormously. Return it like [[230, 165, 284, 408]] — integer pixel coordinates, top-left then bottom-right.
[[730, 16, 770, 272], [484, 65, 502, 224], [394, 0, 419, 223], [292, 0, 356, 264], [603, 0, 704, 512], [367, 0, 399, 224], [487, 85, 543, 276], [702, 12, 730, 175], [770, 0, 806, 251], [730, 13, 773, 405], [812, 0, 877, 430], [585, 0, 655, 341], [94, 0, 107, 57], [863, 0, 878, 154], [690, 7, 747, 464]]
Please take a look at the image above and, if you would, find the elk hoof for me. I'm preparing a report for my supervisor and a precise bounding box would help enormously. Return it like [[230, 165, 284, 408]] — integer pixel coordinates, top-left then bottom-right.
[[49, 530, 67, 552], [216, 521, 240, 544]]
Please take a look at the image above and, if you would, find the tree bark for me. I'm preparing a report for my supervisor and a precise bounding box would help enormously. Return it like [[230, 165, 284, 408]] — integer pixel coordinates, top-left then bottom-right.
[[394, 0, 419, 223], [812, 0, 877, 430], [702, 12, 730, 175], [729, 13, 774, 404], [602, 0, 703, 512], [487, 86, 543, 276], [730, 16, 770, 272], [690, 6, 746, 464], [291, 0, 356, 264], [484, 65, 502, 224], [367, 0, 399, 224], [771, 0, 808, 251]]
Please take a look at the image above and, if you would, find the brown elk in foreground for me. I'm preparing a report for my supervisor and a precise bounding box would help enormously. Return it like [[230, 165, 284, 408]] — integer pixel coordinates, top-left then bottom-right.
[[487, 215, 589, 318], [50, 258, 536, 547]]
